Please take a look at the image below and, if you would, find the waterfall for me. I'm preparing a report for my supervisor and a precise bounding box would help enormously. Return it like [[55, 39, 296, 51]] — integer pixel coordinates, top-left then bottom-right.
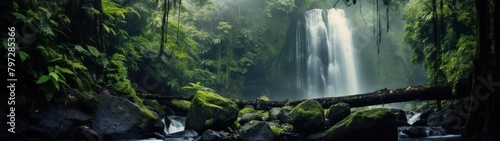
[[278, 9, 359, 99], [407, 112, 421, 125], [164, 116, 185, 135]]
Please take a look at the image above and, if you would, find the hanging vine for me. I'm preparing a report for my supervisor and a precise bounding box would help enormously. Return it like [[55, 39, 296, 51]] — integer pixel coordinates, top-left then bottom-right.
[[176, 0, 182, 45]]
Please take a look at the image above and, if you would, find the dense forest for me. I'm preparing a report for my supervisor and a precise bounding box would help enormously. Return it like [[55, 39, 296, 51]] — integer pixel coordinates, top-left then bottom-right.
[[1, 0, 499, 140]]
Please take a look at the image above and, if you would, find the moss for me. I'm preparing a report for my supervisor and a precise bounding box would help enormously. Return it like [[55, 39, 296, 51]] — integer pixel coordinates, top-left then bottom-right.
[[170, 99, 191, 111], [205, 119, 214, 126], [123, 91, 159, 130], [232, 120, 241, 131], [326, 102, 351, 125], [256, 110, 269, 121], [143, 99, 164, 114], [270, 125, 282, 136], [289, 99, 325, 134], [290, 100, 324, 121], [324, 108, 396, 140], [257, 95, 271, 101], [270, 123, 293, 136], [239, 108, 257, 117], [186, 91, 239, 132], [137, 104, 159, 129]]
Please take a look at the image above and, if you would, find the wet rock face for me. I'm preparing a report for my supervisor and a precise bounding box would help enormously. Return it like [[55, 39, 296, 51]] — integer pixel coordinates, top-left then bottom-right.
[[73, 126, 102, 141], [238, 121, 275, 141], [268, 108, 281, 121], [289, 99, 325, 135], [10, 105, 93, 140], [268, 107, 291, 123], [389, 109, 409, 126], [200, 129, 236, 141], [427, 109, 462, 126], [326, 102, 350, 126], [185, 91, 239, 133], [324, 108, 398, 141], [91, 95, 160, 139]]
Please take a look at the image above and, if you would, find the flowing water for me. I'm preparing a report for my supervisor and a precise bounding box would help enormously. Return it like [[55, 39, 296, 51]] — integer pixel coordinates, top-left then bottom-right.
[[407, 112, 422, 125], [278, 9, 359, 99], [164, 116, 186, 135]]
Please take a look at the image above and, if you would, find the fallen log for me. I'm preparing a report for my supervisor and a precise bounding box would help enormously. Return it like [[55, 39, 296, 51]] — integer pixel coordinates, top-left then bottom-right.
[[234, 82, 470, 110], [143, 81, 470, 110]]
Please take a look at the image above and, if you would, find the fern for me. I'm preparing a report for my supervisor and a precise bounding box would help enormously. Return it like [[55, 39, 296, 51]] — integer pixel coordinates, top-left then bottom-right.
[[87, 45, 101, 57]]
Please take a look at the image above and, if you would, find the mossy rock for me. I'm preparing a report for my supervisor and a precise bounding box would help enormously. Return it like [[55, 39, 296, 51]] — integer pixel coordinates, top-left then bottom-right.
[[185, 91, 239, 133], [238, 121, 275, 141], [326, 102, 351, 126], [165, 99, 191, 116], [269, 123, 293, 136], [323, 108, 398, 141], [91, 95, 160, 139], [143, 99, 165, 116], [238, 108, 256, 117], [289, 99, 325, 135], [239, 113, 263, 125]]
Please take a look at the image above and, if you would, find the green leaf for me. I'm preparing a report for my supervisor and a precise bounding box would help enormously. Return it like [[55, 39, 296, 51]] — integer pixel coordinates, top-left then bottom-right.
[[87, 45, 100, 57], [36, 75, 51, 84], [52, 78, 60, 91], [12, 12, 27, 22], [19, 51, 29, 62], [57, 66, 75, 75], [49, 72, 59, 81], [75, 45, 90, 56]]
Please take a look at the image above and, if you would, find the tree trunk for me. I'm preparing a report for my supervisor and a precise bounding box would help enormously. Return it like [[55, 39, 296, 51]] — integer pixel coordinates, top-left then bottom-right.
[[462, 0, 492, 139], [233, 82, 468, 110], [144, 82, 469, 110]]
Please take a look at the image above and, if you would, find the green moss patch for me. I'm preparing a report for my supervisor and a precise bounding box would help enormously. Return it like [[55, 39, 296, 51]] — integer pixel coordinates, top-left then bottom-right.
[[185, 91, 239, 133], [289, 99, 325, 135]]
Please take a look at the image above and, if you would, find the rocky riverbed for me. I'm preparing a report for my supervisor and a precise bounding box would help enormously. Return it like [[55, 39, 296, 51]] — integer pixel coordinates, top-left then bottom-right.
[[2, 90, 465, 141]]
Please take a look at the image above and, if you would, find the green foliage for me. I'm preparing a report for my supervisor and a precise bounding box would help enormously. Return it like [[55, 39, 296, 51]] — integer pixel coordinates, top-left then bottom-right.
[[404, 0, 476, 83], [182, 82, 215, 94], [264, 0, 296, 17]]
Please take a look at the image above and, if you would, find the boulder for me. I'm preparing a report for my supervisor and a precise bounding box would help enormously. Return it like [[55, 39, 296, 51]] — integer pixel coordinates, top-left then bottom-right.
[[323, 108, 398, 141], [268, 108, 281, 121], [326, 102, 350, 126], [143, 99, 166, 116], [411, 109, 433, 126], [305, 132, 324, 141], [289, 99, 325, 135], [91, 95, 160, 139], [200, 129, 236, 141], [21, 104, 92, 139], [72, 126, 102, 141], [239, 108, 256, 117], [238, 121, 275, 141], [185, 91, 239, 133], [164, 99, 191, 116], [427, 109, 462, 126], [239, 113, 263, 125], [389, 109, 408, 126]]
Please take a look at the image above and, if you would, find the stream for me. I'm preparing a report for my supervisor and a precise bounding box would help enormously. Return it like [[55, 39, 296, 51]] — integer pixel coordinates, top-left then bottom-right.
[[142, 112, 463, 141], [398, 112, 462, 141]]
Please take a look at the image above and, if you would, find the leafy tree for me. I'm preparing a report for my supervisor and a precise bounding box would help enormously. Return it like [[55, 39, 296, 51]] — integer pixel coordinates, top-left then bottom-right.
[[404, 0, 476, 84]]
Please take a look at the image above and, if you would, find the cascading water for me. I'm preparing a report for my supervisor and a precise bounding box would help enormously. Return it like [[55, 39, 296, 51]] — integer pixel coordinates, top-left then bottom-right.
[[278, 9, 359, 99], [164, 116, 185, 135]]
